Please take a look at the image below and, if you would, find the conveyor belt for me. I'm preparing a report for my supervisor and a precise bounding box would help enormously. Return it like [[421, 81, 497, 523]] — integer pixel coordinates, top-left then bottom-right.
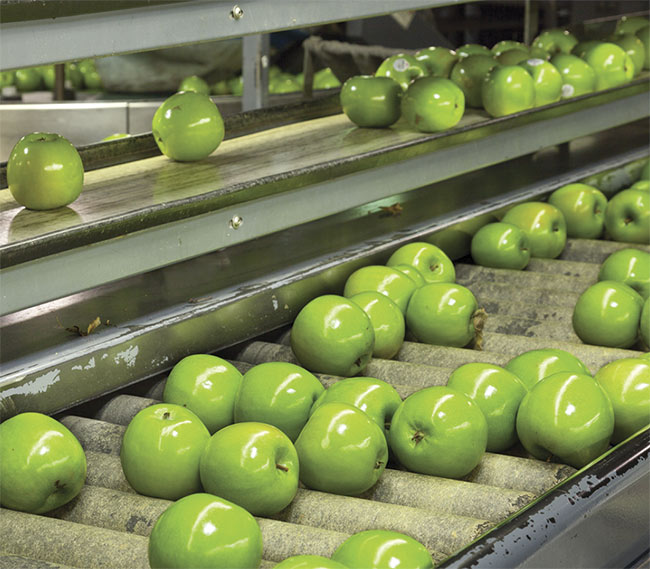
[[1, 236, 648, 568]]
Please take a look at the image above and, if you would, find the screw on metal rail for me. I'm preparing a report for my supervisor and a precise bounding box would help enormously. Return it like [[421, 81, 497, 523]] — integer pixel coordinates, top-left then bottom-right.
[[229, 215, 243, 229], [230, 5, 244, 20]]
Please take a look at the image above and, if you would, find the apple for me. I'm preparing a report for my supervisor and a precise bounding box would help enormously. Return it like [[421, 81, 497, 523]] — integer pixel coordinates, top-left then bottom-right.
[[163, 354, 243, 434], [519, 58, 564, 106], [386, 242, 456, 284], [349, 291, 405, 359], [516, 372, 614, 468], [212, 79, 231, 95], [401, 77, 465, 133], [406, 283, 480, 348], [491, 40, 528, 56], [631, 180, 650, 191], [391, 263, 426, 287], [310, 376, 402, 436], [294, 402, 388, 496], [447, 362, 527, 452], [178, 74, 210, 94], [641, 298, 650, 349], [388, 385, 487, 478], [481, 65, 535, 118], [120, 403, 210, 500], [449, 54, 500, 108], [456, 44, 492, 58], [547, 183, 608, 239], [598, 248, 650, 300], [615, 16, 650, 36], [470, 222, 531, 270], [14, 67, 43, 91], [572, 40, 603, 59], [0, 412, 86, 514], [414, 46, 458, 78], [313, 67, 341, 89], [233, 361, 324, 441], [274, 555, 348, 569], [229, 76, 244, 96], [291, 295, 375, 376], [504, 348, 591, 390], [340, 76, 402, 128], [7, 132, 84, 210], [148, 493, 263, 569], [640, 160, 650, 180], [331, 529, 434, 569], [635, 26, 650, 70], [0, 70, 14, 88], [604, 189, 650, 244], [594, 358, 650, 444], [572, 281, 644, 349], [501, 201, 567, 258], [199, 422, 298, 516], [532, 28, 579, 55], [270, 73, 301, 94], [581, 42, 634, 90], [610, 34, 646, 77], [496, 49, 530, 66], [550, 54, 597, 98], [152, 91, 225, 161], [343, 265, 418, 314], [375, 54, 426, 91]]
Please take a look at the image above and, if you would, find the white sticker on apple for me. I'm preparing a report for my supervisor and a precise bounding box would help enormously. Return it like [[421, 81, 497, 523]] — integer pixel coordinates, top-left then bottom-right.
[[527, 58, 545, 66], [393, 58, 410, 72], [561, 83, 575, 98]]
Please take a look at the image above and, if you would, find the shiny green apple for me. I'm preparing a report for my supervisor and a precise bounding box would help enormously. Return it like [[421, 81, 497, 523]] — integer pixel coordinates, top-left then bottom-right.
[[313, 67, 341, 89], [482, 65, 535, 117], [504, 348, 591, 390], [349, 291, 405, 359], [581, 42, 635, 90], [415, 46, 458, 77], [233, 361, 324, 441], [496, 48, 530, 66], [391, 263, 426, 287], [532, 29, 579, 55], [615, 16, 650, 36], [274, 555, 348, 569], [375, 54, 426, 90], [550, 54, 597, 98], [548, 183, 608, 239], [470, 222, 531, 270], [501, 201, 567, 258], [291, 295, 375, 376], [388, 386, 487, 478], [598, 248, 650, 300], [148, 493, 263, 569], [456, 44, 492, 58], [386, 242, 456, 284], [573, 281, 644, 349], [635, 25, 650, 70], [14, 68, 43, 91], [641, 298, 650, 349], [449, 54, 499, 108], [610, 34, 646, 76], [604, 189, 650, 244], [178, 74, 210, 94], [0, 412, 86, 514], [343, 265, 417, 313], [163, 354, 243, 434], [519, 58, 563, 106], [491, 40, 528, 56], [401, 77, 465, 132], [340, 75, 402, 128], [295, 402, 388, 496], [120, 403, 210, 500]]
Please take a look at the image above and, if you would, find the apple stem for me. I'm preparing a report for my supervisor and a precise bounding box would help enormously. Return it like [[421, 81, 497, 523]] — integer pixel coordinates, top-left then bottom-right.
[[471, 307, 487, 351], [276, 464, 289, 472], [411, 431, 424, 444]]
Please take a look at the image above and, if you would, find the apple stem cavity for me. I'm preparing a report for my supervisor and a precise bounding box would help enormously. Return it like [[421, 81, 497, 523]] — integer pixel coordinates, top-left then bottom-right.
[[411, 431, 425, 444], [276, 464, 289, 472], [471, 307, 487, 351]]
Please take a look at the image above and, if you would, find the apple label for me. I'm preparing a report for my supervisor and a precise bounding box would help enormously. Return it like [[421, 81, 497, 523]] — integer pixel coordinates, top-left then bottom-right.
[[527, 58, 545, 66], [393, 58, 410, 72], [561, 83, 575, 98]]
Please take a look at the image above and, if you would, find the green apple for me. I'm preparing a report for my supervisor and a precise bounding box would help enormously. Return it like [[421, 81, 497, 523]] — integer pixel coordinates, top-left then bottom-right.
[[572, 281, 644, 349], [313, 67, 341, 89], [604, 189, 650, 244], [152, 91, 225, 161], [64, 62, 84, 90], [481, 65, 535, 118], [516, 372, 614, 468], [504, 348, 591, 390], [233, 361, 323, 441], [401, 77, 465, 133], [496, 48, 530, 66], [595, 358, 650, 444], [148, 493, 263, 569], [610, 34, 646, 77], [389, 385, 487, 478], [14, 67, 43, 91], [163, 354, 243, 434], [0, 412, 86, 514], [332, 529, 434, 569], [270, 73, 301, 94], [635, 25, 650, 70], [456, 44, 492, 58], [294, 402, 388, 496], [178, 74, 210, 94], [581, 42, 634, 90], [199, 422, 299, 516], [519, 58, 564, 106], [0, 70, 14, 87], [641, 298, 650, 349], [491, 40, 528, 56], [572, 40, 603, 59], [42, 64, 89, 91], [548, 183, 608, 239], [447, 363, 527, 452], [340, 76, 402, 128], [449, 54, 499, 108], [229, 76, 244, 96], [405, 283, 480, 348], [274, 555, 348, 569], [550, 54, 597, 98], [615, 16, 650, 36], [501, 201, 567, 258], [391, 263, 426, 287], [310, 376, 402, 436], [343, 265, 418, 313], [414, 46, 458, 77], [7, 132, 84, 210], [598, 248, 650, 300], [349, 291, 405, 359], [641, 160, 650, 180], [291, 295, 375, 376], [532, 29, 579, 55], [375, 54, 426, 90], [386, 242, 456, 284], [120, 403, 210, 500], [211, 79, 231, 95], [470, 222, 531, 270], [631, 180, 650, 191]]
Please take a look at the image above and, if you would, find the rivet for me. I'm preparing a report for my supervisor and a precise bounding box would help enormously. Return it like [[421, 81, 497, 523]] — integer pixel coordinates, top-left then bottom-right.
[[229, 215, 243, 229], [230, 5, 244, 20]]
